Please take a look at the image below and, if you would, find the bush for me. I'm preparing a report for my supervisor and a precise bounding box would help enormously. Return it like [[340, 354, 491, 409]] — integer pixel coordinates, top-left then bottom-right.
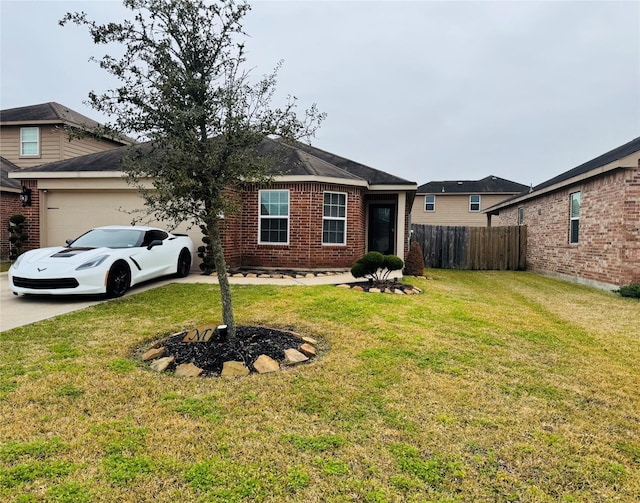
[[404, 241, 425, 276], [8, 214, 28, 262], [197, 225, 215, 274], [351, 251, 404, 283], [616, 284, 640, 299]]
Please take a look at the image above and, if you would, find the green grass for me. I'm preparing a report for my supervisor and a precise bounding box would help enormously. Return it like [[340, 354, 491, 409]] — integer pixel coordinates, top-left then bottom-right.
[[0, 270, 638, 502]]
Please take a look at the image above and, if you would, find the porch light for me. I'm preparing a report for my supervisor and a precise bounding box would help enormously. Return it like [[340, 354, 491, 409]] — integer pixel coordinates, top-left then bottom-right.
[[20, 186, 32, 207]]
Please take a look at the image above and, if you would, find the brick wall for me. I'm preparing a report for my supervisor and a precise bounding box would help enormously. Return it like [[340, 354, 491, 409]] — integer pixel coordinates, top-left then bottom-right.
[[493, 166, 640, 288], [239, 182, 366, 269]]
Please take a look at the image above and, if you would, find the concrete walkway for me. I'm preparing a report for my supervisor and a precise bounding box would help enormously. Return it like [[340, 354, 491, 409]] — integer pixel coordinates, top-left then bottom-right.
[[1, 270, 389, 332]]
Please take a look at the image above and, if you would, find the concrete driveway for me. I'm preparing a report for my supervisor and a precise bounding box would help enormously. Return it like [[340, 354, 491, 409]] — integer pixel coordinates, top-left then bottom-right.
[[0, 273, 183, 332], [0, 271, 367, 332]]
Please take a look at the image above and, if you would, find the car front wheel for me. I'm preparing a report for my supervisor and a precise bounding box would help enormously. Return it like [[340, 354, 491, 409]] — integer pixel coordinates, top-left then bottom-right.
[[106, 261, 131, 298], [176, 249, 191, 278]]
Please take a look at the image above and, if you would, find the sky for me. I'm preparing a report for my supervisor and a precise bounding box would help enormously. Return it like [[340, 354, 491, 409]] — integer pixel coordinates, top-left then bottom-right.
[[1, 0, 639, 187]]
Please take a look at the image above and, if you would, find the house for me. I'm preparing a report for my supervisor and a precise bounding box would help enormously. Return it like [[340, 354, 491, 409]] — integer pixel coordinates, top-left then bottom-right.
[[412, 176, 528, 227], [8, 137, 417, 270], [485, 137, 640, 289], [0, 102, 131, 260]]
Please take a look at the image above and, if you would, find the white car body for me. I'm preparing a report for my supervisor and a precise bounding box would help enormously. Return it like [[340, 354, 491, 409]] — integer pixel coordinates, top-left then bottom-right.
[[9, 225, 194, 297]]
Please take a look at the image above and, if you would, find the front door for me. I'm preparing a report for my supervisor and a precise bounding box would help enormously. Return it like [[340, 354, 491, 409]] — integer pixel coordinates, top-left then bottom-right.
[[368, 204, 396, 255]]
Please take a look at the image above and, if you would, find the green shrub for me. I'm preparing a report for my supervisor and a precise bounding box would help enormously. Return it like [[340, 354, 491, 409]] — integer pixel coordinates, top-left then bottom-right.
[[404, 241, 425, 276], [351, 251, 404, 283], [616, 284, 640, 298], [8, 214, 28, 262]]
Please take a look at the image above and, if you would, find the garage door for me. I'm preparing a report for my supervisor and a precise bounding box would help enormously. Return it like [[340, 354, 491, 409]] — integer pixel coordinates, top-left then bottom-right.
[[43, 190, 200, 250]]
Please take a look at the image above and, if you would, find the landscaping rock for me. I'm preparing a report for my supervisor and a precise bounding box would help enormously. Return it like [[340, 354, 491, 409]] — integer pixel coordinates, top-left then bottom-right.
[[150, 356, 175, 372], [253, 355, 280, 374], [299, 343, 316, 357], [302, 336, 318, 345], [284, 348, 309, 364], [336, 283, 351, 289], [222, 361, 250, 377], [352, 285, 364, 292], [175, 362, 203, 377], [369, 287, 381, 293], [142, 346, 166, 361]]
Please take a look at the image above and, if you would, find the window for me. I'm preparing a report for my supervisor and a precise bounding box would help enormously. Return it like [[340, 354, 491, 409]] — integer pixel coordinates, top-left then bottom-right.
[[20, 127, 39, 156], [323, 192, 347, 245], [518, 207, 524, 225], [569, 191, 580, 244], [469, 194, 481, 212], [425, 194, 436, 212], [259, 190, 289, 244]]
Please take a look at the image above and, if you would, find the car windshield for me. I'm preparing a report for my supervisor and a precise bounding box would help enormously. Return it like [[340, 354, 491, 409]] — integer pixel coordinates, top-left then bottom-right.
[[70, 229, 145, 249]]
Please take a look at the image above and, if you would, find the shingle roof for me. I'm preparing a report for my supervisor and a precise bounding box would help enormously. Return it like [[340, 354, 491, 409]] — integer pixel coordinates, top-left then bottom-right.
[[288, 140, 416, 186], [15, 138, 416, 188], [0, 156, 22, 191], [0, 102, 102, 129], [532, 136, 640, 192], [484, 136, 640, 213], [417, 176, 528, 194]]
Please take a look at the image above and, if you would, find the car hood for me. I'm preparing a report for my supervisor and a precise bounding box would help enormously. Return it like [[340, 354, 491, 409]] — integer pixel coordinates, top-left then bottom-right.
[[16, 246, 113, 268]]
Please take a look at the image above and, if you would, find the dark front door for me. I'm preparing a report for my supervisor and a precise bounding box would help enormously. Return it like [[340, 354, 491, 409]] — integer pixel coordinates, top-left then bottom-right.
[[368, 204, 395, 255]]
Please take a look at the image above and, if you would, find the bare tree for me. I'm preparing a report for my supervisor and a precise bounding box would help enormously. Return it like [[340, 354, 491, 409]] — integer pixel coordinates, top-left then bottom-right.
[[61, 0, 324, 339]]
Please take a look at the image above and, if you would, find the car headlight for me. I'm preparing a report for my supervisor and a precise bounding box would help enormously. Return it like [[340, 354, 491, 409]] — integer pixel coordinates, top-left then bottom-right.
[[76, 255, 109, 271], [11, 254, 25, 269]]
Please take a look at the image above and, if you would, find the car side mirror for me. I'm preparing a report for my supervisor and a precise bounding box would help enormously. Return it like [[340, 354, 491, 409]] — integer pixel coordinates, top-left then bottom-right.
[[147, 239, 163, 250], [66, 239, 74, 246]]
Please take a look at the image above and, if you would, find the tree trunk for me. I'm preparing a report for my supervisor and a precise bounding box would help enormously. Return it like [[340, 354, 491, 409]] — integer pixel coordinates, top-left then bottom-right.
[[207, 217, 236, 340]]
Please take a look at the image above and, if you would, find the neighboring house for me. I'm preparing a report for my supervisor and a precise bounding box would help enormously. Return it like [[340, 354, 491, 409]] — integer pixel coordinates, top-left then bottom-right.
[[486, 137, 640, 289], [9, 138, 417, 270], [0, 102, 131, 260], [412, 176, 528, 227]]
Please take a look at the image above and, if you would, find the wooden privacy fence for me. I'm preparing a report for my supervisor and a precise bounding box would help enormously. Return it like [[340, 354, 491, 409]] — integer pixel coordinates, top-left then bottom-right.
[[411, 224, 527, 270]]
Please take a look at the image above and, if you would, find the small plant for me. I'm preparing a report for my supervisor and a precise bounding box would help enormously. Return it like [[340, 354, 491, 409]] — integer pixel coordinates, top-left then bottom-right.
[[616, 284, 640, 299], [404, 241, 425, 276], [8, 214, 28, 262], [351, 251, 404, 284]]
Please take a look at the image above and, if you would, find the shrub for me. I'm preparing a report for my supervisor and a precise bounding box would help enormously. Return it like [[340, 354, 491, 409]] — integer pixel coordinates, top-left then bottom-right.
[[8, 214, 28, 262], [404, 241, 425, 276], [197, 225, 215, 274], [616, 284, 640, 299], [351, 251, 404, 283]]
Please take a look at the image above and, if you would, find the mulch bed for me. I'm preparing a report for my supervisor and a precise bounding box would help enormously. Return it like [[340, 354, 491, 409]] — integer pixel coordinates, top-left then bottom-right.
[[161, 326, 309, 377]]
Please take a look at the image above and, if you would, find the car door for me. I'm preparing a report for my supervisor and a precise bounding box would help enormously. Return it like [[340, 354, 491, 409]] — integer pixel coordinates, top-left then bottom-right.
[[130, 230, 173, 282]]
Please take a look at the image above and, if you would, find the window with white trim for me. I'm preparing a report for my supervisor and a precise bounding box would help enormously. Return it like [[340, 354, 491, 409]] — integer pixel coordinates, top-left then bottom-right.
[[323, 191, 347, 245], [20, 127, 40, 156], [425, 194, 435, 212], [259, 190, 289, 244], [469, 194, 481, 212], [569, 191, 580, 244]]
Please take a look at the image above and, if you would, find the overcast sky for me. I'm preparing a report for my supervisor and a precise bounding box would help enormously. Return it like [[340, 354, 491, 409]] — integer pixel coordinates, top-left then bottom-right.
[[1, 0, 639, 187]]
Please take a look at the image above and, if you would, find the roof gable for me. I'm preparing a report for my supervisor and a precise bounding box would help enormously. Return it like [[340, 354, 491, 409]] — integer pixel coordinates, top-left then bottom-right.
[[417, 176, 528, 194]]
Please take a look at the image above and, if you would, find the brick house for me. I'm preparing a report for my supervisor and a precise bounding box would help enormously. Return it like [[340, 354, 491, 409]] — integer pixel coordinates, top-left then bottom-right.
[[9, 138, 417, 270], [0, 157, 23, 260], [0, 102, 130, 260], [486, 137, 640, 289], [412, 176, 528, 227]]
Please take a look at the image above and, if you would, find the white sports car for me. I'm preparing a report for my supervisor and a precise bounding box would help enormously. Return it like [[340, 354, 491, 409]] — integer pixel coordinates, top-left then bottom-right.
[[9, 225, 194, 297]]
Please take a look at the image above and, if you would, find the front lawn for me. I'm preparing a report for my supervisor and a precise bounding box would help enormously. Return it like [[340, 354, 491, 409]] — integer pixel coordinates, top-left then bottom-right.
[[1, 270, 638, 502]]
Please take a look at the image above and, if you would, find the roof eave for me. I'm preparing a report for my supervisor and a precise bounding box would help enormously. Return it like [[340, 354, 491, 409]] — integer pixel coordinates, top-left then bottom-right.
[[484, 161, 632, 215]]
